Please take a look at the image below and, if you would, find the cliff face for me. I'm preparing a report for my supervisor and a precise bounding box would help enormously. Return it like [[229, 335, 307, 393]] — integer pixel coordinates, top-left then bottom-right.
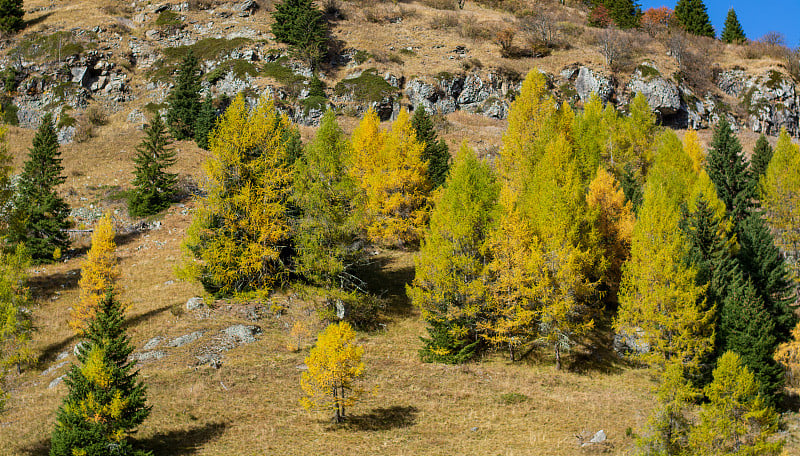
[[3, 1, 799, 140]]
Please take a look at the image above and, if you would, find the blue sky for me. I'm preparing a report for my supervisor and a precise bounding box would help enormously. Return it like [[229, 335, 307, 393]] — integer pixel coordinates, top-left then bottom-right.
[[639, 1, 800, 47]]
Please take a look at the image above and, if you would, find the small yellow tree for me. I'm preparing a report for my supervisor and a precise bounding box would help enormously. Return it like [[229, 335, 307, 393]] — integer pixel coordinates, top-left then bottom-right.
[[71, 212, 119, 334], [300, 321, 365, 423]]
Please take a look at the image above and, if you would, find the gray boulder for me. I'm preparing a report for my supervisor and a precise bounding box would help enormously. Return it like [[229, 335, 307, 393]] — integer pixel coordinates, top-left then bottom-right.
[[143, 336, 164, 350], [613, 328, 650, 356], [574, 67, 613, 102], [627, 76, 681, 116], [185, 297, 205, 311], [168, 331, 204, 348], [130, 350, 167, 362], [222, 324, 262, 344], [49, 375, 66, 389]]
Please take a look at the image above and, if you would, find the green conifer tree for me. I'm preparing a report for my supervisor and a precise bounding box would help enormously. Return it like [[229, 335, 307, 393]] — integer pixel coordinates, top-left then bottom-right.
[[410, 106, 450, 189], [129, 115, 177, 218], [736, 214, 797, 344], [409, 143, 499, 364], [271, 0, 328, 65], [600, 0, 642, 29], [8, 114, 70, 263], [0, 0, 24, 34], [166, 50, 201, 141], [720, 8, 746, 44], [706, 118, 752, 224], [194, 93, 217, 151], [749, 134, 773, 188], [50, 293, 151, 456], [293, 110, 360, 288], [718, 271, 784, 402], [674, 0, 715, 37]]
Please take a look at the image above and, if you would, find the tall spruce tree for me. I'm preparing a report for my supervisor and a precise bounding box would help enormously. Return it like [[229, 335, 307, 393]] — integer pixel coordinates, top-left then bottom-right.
[[736, 214, 796, 344], [720, 8, 746, 44], [8, 114, 70, 263], [718, 271, 784, 402], [410, 106, 450, 189], [194, 93, 216, 151], [271, 0, 328, 65], [50, 293, 151, 456], [599, 0, 642, 29], [129, 115, 177, 217], [0, 0, 24, 34], [674, 0, 715, 38], [749, 134, 773, 188], [706, 118, 752, 224], [166, 50, 201, 141]]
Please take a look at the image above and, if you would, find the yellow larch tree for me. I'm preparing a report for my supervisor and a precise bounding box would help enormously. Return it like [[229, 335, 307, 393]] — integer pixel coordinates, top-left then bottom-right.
[[181, 94, 295, 295], [71, 212, 119, 334], [615, 132, 714, 371], [300, 322, 365, 423], [355, 108, 431, 248], [586, 166, 635, 303], [760, 128, 800, 287]]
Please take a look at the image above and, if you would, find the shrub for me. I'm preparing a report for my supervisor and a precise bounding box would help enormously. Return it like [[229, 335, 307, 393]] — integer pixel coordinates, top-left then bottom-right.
[[155, 10, 183, 28], [0, 0, 24, 34], [420, 0, 457, 10], [271, 0, 328, 65], [84, 105, 107, 126], [429, 12, 460, 30], [333, 69, 397, 103], [589, 5, 614, 28]]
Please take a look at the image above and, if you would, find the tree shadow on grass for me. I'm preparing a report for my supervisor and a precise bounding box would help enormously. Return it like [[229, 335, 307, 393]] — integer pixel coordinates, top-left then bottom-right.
[[123, 304, 173, 330], [28, 268, 81, 298], [567, 311, 631, 376], [352, 254, 415, 317], [18, 422, 228, 456], [342, 405, 419, 431], [138, 421, 229, 455]]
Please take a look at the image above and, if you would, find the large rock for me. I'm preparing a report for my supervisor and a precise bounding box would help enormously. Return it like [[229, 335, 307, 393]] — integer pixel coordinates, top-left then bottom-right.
[[627, 76, 681, 116], [185, 297, 205, 311], [167, 331, 204, 348], [613, 328, 650, 356], [130, 350, 167, 362], [222, 324, 262, 344], [574, 67, 613, 102]]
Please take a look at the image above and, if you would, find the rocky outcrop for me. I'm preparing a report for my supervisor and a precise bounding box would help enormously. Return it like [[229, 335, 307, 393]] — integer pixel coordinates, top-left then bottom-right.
[[561, 66, 613, 103], [626, 73, 681, 117], [405, 71, 520, 119]]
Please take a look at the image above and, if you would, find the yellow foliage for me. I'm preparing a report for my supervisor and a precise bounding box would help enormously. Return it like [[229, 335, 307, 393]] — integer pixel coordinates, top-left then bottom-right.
[[71, 213, 119, 334], [586, 166, 635, 301], [300, 322, 365, 422], [775, 321, 800, 387], [352, 108, 431, 248], [181, 94, 295, 294], [287, 320, 311, 352], [683, 129, 705, 173]]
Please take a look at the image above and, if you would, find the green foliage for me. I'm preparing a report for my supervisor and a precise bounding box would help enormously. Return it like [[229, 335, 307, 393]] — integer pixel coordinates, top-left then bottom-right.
[[148, 38, 251, 82], [718, 272, 785, 403], [1, 97, 18, 126], [706, 117, 752, 224], [334, 69, 397, 104], [635, 362, 699, 455], [499, 392, 529, 405], [410, 144, 499, 364], [12, 31, 94, 62], [308, 75, 326, 98], [0, 0, 23, 34], [154, 10, 182, 28], [293, 110, 361, 288], [181, 95, 296, 295], [129, 115, 178, 217], [166, 50, 202, 140], [271, 0, 329, 65], [0, 244, 33, 411], [674, 0, 715, 37], [1, 66, 17, 93], [597, 0, 642, 29], [749, 134, 773, 187], [262, 60, 309, 95], [689, 351, 783, 456], [0, 120, 13, 232], [50, 293, 152, 456], [194, 94, 217, 150], [7, 114, 70, 263], [205, 59, 259, 84], [410, 106, 450, 189], [720, 8, 746, 44]]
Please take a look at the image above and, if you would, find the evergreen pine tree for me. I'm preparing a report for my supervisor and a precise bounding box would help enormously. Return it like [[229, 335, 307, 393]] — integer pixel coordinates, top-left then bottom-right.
[[706, 117, 752, 224], [718, 271, 784, 402], [749, 134, 773, 188], [129, 115, 177, 217], [600, 0, 642, 29], [720, 8, 746, 44], [736, 214, 797, 344], [50, 293, 151, 456], [293, 110, 360, 288], [166, 50, 201, 141], [194, 93, 217, 151], [410, 106, 450, 189], [0, 0, 24, 34], [271, 0, 328, 65], [674, 0, 715, 38], [8, 114, 70, 263]]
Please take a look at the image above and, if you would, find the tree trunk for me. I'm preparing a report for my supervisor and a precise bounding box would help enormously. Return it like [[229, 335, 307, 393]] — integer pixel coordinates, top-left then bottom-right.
[[332, 386, 342, 423], [555, 346, 562, 370]]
